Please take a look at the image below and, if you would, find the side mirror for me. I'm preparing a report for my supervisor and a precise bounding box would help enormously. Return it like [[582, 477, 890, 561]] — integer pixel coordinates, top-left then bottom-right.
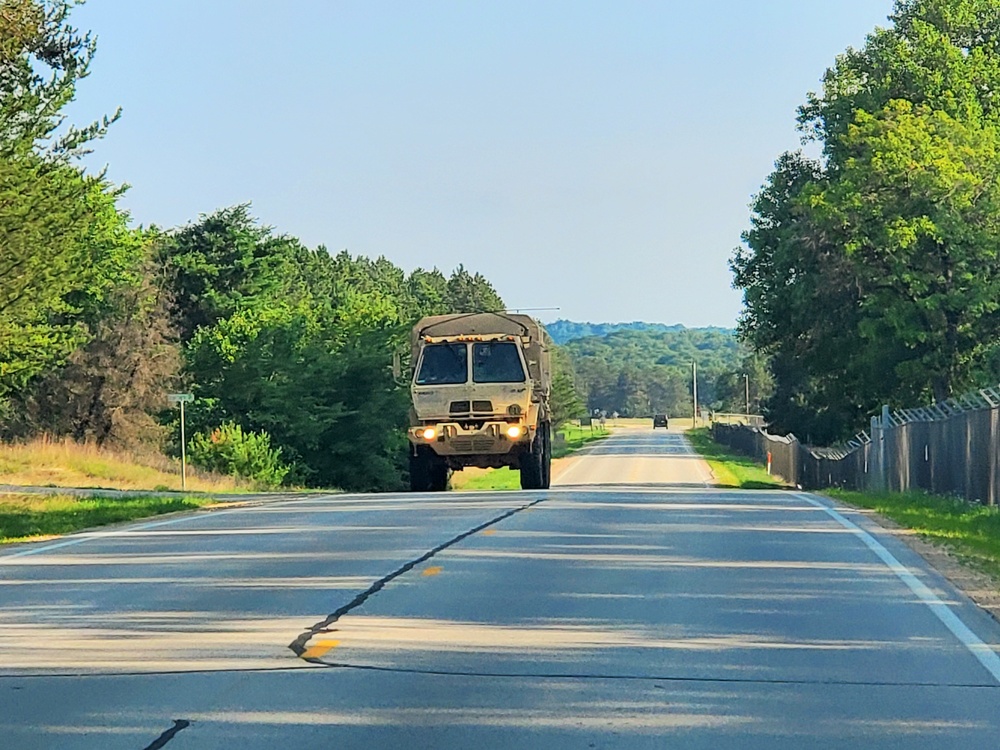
[[392, 352, 402, 381]]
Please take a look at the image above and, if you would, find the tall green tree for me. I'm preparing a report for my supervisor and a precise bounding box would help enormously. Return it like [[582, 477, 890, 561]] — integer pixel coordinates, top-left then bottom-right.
[[444, 265, 505, 313], [157, 205, 309, 342], [733, 0, 1000, 441], [0, 0, 140, 422], [0, 0, 118, 158]]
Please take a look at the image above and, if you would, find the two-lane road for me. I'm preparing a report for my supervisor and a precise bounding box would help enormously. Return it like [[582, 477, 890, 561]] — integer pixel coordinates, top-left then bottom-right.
[[2, 429, 999, 748]]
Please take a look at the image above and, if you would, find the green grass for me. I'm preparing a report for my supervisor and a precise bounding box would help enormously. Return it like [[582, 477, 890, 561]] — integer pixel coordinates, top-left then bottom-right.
[[686, 428, 786, 489], [452, 424, 611, 492], [455, 467, 522, 491], [0, 493, 211, 544], [828, 489, 1000, 580]]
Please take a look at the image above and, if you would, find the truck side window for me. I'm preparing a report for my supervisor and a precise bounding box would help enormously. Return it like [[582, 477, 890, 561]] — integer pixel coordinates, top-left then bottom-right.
[[472, 342, 526, 383], [415, 343, 468, 385]]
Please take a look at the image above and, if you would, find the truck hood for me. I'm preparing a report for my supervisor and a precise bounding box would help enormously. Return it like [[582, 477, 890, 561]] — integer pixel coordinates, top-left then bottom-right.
[[411, 382, 532, 421]]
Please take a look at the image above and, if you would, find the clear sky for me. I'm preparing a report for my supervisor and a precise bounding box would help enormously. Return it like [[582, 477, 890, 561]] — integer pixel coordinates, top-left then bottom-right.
[[67, 0, 895, 327]]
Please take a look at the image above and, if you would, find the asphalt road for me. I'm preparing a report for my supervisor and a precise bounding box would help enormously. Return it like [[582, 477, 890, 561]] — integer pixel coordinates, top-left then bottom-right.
[[2, 429, 1000, 748]]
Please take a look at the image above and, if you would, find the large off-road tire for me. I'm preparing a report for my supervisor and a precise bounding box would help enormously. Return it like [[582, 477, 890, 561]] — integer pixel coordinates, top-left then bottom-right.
[[409, 447, 431, 492], [427, 460, 450, 492], [540, 422, 552, 489], [520, 422, 550, 490], [410, 446, 449, 492]]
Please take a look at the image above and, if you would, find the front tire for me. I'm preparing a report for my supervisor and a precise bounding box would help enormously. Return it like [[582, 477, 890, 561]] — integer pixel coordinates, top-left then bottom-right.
[[520, 422, 551, 490], [410, 446, 449, 492], [409, 447, 431, 492], [540, 422, 551, 489]]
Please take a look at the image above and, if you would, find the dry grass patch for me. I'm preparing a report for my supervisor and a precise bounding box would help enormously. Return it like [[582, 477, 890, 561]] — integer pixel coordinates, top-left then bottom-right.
[[0, 437, 251, 493]]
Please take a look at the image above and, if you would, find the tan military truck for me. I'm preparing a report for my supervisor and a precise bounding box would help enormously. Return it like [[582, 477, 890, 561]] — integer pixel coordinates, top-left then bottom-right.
[[406, 312, 552, 491]]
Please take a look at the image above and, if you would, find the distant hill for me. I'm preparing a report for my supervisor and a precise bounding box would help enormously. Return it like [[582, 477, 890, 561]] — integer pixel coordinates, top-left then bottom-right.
[[544, 319, 691, 345], [563, 327, 742, 373], [555, 323, 745, 417]]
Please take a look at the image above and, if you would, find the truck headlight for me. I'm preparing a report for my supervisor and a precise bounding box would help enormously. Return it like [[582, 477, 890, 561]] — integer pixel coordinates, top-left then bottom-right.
[[421, 427, 437, 441], [506, 425, 523, 440]]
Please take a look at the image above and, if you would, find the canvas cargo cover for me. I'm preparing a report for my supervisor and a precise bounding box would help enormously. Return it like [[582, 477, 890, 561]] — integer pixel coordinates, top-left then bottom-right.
[[413, 313, 539, 340]]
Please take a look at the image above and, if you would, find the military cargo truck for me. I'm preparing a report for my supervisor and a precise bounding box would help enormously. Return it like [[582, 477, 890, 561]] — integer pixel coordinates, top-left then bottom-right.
[[406, 312, 552, 491]]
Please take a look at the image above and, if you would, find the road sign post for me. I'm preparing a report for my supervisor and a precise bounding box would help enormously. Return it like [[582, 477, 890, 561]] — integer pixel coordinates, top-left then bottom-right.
[[167, 394, 194, 490]]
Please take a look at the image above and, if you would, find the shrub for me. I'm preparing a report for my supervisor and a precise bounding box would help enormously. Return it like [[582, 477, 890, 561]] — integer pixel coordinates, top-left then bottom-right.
[[188, 422, 289, 488]]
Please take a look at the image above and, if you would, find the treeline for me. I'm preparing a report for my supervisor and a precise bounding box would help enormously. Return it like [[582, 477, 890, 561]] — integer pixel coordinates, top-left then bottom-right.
[[559, 327, 768, 417], [733, 0, 1000, 444], [0, 1, 546, 491], [545, 320, 686, 346], [157, 209, 507, 491]]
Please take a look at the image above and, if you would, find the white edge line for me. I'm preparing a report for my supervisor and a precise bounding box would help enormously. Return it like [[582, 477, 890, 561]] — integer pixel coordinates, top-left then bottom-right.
[[0, 492, 533, 562], [798, 493, 1000, 685], [678, 432, 713, 488], [0, 508, 247, 561]]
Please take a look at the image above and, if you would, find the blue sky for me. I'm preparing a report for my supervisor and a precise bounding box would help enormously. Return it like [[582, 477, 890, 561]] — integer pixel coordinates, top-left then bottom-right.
[[68, 1, 895, 327]]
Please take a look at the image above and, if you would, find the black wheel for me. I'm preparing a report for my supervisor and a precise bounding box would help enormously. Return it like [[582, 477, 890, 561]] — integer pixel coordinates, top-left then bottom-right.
[[411, 447, 450, 492], [520, 424, 548, 490], [427, 460, 450, 492], [540, 422, 551, 489], [409, 447, 431, 492]]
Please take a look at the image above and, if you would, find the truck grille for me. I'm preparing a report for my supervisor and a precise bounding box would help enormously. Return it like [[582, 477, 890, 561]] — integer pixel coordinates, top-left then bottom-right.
[[451, 436, 497, 453], [450, 400, 494, 415]]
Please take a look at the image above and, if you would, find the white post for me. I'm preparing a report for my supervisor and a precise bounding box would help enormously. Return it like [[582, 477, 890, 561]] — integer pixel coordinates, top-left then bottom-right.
[[692, 362, 698, 427], [180, 400, 187, 491], [744, 373, 750, 418]]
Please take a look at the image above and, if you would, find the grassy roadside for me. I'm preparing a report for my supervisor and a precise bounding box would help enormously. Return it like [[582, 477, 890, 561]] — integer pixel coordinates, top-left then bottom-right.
[[827, 489, 1000, 581], [0, 437, 253, 493], [685, 428, 785, 489], [452, 424, 611, 491], [0, 493, 212, 545]]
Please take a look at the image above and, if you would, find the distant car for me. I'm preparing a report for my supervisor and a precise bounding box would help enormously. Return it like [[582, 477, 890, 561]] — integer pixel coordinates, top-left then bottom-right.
[[653, 414, 668, 429]]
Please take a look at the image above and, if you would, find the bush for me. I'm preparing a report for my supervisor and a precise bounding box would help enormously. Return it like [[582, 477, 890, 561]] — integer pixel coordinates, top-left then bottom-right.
[[188, 422, 289, 488]]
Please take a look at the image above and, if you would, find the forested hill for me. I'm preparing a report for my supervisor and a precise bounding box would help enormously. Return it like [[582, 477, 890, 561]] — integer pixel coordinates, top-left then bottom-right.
[[560, 326, 757, 418], [544, 320, 688, 345], [562, 327, 741, 371]]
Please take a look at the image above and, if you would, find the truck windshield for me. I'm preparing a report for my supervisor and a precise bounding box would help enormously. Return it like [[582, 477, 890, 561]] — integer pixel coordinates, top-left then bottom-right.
[[415, 343, 468, 385], [472, 342, 526, 383]]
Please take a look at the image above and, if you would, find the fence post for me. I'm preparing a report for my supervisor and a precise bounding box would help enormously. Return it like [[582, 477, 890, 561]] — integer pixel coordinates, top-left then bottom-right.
[[869, 412, 884, 492]]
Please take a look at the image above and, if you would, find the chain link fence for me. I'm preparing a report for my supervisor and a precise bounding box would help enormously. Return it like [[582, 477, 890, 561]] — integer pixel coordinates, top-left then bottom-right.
[[710, 386, 1000, 506]]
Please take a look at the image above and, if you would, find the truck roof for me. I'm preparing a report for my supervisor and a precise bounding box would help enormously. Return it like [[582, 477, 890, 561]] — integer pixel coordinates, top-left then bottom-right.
[[412, 312, 541, 340]]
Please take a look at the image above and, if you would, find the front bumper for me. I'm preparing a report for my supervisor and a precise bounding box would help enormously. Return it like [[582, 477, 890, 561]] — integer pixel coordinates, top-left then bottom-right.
[[408, 421, 530, 457]]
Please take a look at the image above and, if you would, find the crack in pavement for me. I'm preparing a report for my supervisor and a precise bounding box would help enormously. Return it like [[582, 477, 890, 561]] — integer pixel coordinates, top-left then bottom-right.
[[288, 496, 547, 658], [141, 719, 190, 749], [312, 661, 1000, 690]]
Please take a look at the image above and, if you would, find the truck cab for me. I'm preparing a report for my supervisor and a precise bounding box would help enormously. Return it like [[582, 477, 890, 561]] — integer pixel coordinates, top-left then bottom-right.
[[407, 313, 552, 491]]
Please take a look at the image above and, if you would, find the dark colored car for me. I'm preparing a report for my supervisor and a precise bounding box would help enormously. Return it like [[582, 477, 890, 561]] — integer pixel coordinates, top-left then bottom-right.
[[653, 414, 668, 429]]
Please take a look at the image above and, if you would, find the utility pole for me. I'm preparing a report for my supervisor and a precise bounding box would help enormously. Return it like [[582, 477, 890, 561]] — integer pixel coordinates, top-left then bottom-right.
[[744, 373, 750, 418], [692, 361, 698, 427]]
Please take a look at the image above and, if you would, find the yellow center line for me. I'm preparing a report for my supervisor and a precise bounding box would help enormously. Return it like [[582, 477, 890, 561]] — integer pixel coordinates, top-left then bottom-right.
[[422, 566, 443, 576], [482, 529, 497, 536], [301, 639, 339, 659]]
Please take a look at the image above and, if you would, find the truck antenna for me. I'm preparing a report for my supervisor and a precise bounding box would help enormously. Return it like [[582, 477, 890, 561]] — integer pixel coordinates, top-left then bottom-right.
[[504, 307, 561, 314]]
